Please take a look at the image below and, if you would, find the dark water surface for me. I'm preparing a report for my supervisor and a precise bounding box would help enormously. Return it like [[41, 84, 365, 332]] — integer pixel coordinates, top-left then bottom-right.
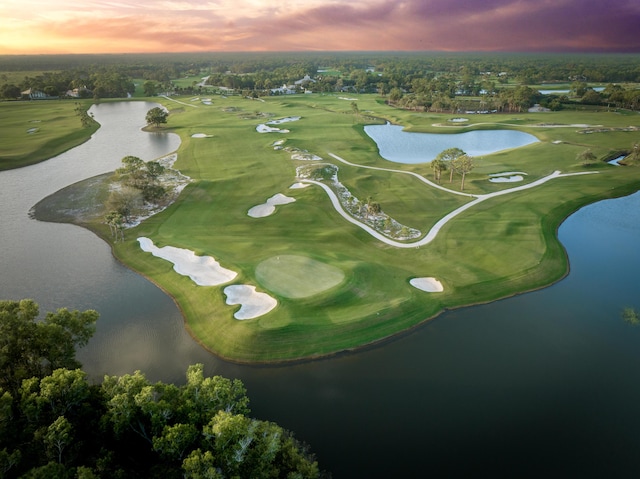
[[1, 102, 640, 478]]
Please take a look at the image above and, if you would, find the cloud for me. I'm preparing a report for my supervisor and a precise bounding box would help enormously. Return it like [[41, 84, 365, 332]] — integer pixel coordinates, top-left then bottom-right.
[[1, 0, 639, 53]]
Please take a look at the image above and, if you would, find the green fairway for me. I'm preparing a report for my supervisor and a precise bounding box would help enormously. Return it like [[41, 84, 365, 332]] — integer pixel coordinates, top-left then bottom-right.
[[31, 92, 640, 362], [0, 100, 98, 170]]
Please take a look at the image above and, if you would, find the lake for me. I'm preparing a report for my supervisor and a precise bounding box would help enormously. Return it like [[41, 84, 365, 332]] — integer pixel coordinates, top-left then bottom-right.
[[2, 102, 640, 478], [364, 123, 538, 163]]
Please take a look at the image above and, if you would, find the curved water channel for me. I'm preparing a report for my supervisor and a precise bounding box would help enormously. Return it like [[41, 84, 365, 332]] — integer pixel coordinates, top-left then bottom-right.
[[2, 102, 640, 478]]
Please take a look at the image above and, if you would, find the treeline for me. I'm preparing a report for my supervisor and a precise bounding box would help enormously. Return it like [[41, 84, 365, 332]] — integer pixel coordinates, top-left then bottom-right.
[[2, 52, 640, 107], [0, 68, 134, 100], [0, 300, 325, 479]]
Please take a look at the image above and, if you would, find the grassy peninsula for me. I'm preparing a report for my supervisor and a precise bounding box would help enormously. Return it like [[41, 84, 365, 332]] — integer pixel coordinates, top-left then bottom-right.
[[82, 93, 639, 362]]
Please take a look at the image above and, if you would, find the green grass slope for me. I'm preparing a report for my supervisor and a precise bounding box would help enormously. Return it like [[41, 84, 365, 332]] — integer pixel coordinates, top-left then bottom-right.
[[87, 94, 640, 362]]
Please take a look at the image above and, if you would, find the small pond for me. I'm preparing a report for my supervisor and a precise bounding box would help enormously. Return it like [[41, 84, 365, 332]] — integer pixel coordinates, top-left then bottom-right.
[[364, 123, 538, 164]]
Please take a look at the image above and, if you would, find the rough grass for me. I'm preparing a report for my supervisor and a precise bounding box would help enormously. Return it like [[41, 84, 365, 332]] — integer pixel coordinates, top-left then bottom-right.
[[30, 93, 640, 362]]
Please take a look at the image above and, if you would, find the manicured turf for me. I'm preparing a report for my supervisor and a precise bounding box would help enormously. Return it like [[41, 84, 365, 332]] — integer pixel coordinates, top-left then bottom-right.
[[255, 255, 345, 298], [0, 100, 98, 170], [31, 93, 640, 362]]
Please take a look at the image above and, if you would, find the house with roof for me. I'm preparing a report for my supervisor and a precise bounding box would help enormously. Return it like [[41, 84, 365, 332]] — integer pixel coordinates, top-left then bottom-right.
[[21, 88, 48, 100]]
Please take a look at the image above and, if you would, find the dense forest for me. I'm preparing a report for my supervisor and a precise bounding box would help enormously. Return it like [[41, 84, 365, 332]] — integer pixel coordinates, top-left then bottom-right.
[[0, 300, 324, 479], [1, 52, 639, 112]]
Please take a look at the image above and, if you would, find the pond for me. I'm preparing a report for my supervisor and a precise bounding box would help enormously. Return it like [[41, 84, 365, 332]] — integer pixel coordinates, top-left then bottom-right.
[[1, 102, 640, 478], [364, 123, 538, 163]]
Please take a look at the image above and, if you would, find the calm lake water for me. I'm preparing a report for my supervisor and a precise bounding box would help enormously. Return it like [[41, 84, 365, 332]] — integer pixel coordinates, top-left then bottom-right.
[[364, 123, 538, 163], [2, 102, 640, 478]]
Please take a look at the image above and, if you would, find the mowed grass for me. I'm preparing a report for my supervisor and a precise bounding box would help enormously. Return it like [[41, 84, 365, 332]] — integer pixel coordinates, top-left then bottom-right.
[[32, 93, 640, 362], [0, 100, 98, 170], [255, 255, 346, 298]]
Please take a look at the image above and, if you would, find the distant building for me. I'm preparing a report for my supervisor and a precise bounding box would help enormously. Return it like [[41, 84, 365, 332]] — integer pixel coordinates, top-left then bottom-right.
[[270, 84, 297, 95], [21, 89, 48, 100]]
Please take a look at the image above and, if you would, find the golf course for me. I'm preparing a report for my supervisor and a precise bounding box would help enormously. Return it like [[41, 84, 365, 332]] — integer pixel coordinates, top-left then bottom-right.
[[24, 93, 640, 362]]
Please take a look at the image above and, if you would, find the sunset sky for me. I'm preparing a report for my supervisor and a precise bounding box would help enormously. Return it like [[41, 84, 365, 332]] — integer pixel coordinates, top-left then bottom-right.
[[1, 0, 639, 55]]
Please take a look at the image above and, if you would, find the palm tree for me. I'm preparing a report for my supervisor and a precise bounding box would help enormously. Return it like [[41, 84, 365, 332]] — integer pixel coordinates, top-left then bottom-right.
[[430, 158, 446, 183], [454, 155, 475, 191]]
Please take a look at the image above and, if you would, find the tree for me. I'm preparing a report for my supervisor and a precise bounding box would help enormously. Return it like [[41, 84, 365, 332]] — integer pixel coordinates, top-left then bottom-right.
[[0, 84, 21, 99], [106, 186, 142, 222], [350, 101, 360, 121], [453, 154, 475, 190], [1, 361, 323, 478], [0, 300, 97, 395], [143, 80, 159, 96], [104, 211, 125, 242], [430, 157, 447, 183], [577, 148, 597, 166], [146, 107, 168, 127], [434, 148, 466, 183], [43, 416, 73, 464]]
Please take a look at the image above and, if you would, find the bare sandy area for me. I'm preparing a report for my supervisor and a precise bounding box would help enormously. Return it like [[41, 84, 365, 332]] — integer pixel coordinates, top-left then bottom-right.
[[224, 285, 277, 320], [191, 133, 213, 138], [256, 124, 289, 133], [137, 237, 237, 286], [289, 182, 311, 189], [410, 277, 444, 292], [248, 193, 296, 218], [266, 116, 301, 124]]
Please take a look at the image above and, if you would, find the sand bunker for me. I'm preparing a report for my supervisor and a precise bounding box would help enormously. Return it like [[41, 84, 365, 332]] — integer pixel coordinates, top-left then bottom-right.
[[291, 152, 323, 161], [224, 285, 277, 320], [191, 133, 213, 138], [448, 118, 469, 123], [488, 171, 527, 183], [410, 277, 444, 292], [137, 237, 237, 286], [489, 175, 524, 183], [289, 182, 311, 189], [248, 193, 296, 218], [266, 116, 301, 124], [256, 124, 289, 133]]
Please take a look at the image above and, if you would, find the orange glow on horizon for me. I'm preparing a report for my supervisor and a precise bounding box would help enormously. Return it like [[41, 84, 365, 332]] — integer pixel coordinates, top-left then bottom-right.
[[1, 0, 639, 55]]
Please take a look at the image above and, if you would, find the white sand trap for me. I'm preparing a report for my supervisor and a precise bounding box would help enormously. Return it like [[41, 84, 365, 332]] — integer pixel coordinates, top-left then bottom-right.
[[291, 152, 323, 161], [248, 193, 296, 218], [489, 171, 527, 183], [224, 285, 277, 320], [410, 277, 444, 292], [489, 175, 524, 183], [339, 97, 358, 101], [191, 133, 213, 138], [289, 182, 311, 189], [256, 124, 290, 133], [27, 128, 39, 133], [448, 118, 469, 123], [137, 237, 237, 286], [266, 116, 301, 124]]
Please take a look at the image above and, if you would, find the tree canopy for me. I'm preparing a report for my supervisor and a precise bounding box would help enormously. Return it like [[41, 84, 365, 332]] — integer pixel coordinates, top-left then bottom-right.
[[146, 107, 168, 128], [0, 300, 324, 479]]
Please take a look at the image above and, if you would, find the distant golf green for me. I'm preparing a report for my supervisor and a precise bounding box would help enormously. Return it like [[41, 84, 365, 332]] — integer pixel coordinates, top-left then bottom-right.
[[256, 255, 345, 298]]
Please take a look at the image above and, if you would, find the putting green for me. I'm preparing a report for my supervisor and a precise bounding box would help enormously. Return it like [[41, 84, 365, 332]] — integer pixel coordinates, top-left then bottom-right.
[[255, 255, 345, 298]]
